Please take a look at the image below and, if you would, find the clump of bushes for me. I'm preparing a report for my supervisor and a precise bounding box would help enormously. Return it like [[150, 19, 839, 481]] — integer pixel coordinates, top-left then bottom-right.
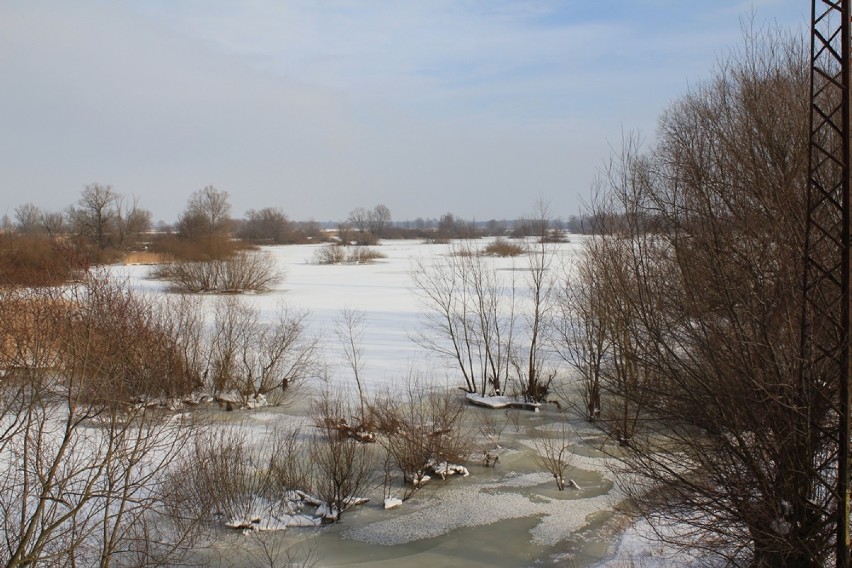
[[153, 250, 282, 293], [482, 238, 525, 257], [347, 247, 386, 263], [312, 245, 386, 265], [313, 244, 347, 265], [540, 228, 569, 243], [0, 234, 88, 287], [370, 383, 471, 501], [165, 427, 313, 530], [204, 298, 321, 405], [0, 273, 200, 405]]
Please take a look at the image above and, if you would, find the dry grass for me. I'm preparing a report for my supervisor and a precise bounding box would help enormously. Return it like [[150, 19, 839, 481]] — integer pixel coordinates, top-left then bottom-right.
[[147, 234, 244, 262], [123, 251, 170, 265]]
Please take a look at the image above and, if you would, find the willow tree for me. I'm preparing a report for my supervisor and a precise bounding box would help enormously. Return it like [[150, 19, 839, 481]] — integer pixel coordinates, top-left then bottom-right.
[[573, 28, 835, 565]]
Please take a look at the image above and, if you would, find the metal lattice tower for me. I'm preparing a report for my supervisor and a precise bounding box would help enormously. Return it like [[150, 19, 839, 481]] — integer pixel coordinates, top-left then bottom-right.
[[804, 0, 851, 565]]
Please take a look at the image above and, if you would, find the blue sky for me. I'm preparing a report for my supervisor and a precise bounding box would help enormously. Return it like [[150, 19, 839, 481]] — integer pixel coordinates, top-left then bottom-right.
[[0, 1, 806, 223]]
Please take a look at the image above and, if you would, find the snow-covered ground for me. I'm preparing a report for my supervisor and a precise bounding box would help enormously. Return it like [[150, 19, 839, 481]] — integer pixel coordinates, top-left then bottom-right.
[[118, 238, 584, 396], [113, 237, 696, 567]]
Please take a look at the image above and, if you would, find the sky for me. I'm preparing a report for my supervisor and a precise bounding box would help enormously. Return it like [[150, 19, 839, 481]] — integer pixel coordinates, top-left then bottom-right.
[[0, 0, 807, 224]]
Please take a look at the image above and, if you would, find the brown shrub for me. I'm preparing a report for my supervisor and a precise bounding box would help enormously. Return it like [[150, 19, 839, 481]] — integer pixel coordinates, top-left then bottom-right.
[[0, 289, 67, 373], [0, 274, 200, 404], [0, 233, 87, 287], [482, 237, 525, 257], [370, 380, 471, 500], [59, 274, 200, 403]]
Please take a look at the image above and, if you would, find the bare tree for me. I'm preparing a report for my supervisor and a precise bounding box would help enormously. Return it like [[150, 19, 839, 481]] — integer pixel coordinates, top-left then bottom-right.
[[336, 308, 368, 423], [40, 210, 66, 237], [368, 204, 392, 238], [572, 28, 834, 565], [13, 203, 43, 234], [552, 252, 608, 422], [113, 193, 152, 248], [581, 138, 661, 446], [68, 183, 117, 252], [239, 207, 294, 244], [532, 420, 577, 491], [205, 297, 322, 405], [176, 185, 232, 239], [513, 202, 558, 402], [412, 240, 516, 396], [311, 395, 375, 522], [347, 207, 370, 234]]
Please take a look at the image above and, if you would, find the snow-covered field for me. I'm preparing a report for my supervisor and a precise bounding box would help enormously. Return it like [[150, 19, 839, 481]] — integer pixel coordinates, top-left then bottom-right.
[[119, 238, 583, 395]]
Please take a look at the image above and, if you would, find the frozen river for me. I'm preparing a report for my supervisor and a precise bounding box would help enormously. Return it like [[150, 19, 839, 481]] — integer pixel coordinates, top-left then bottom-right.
[[115, 237, 679, 567]]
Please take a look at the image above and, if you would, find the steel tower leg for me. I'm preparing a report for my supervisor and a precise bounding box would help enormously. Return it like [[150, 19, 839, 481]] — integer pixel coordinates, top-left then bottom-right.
[[805, 1, 851, 565]]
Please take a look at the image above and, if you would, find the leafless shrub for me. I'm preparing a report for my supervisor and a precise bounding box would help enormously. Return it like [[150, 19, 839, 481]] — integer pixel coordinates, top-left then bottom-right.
[[312, 244, 385, 265], [346, 247, 385, 264], [370, 378, 471, 500], [153, 293, 206, 395], [513, 232, 558, 403], [312, 244, 346, 265], [164, 425, 308, 531], [154, 250, 282, 293], [205, 297, 322, 405], [532, 421, 577, 491], [233, 532, 319, 568], [412, 240, 515, 395], [412, 237, 557, 402], [310, 395, 376, 522], [551, 256, 607, 422], [473, 409, 515, 467]]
